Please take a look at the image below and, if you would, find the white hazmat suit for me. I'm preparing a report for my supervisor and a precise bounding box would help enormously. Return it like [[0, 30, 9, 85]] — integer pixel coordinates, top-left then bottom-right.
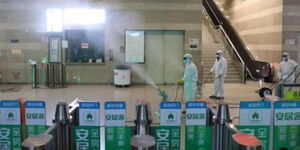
[[278, 52, 298, 84], [210, 50, 227, 99]]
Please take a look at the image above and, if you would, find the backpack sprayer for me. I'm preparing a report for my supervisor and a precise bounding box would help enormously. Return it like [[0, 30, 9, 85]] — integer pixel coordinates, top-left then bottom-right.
[[156, 72, 212, 102], [155, 73, 212, 120], [256, 64, 299, 98]]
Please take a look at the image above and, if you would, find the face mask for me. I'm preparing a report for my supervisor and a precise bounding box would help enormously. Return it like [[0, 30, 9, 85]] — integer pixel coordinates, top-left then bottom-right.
[[282, 56, 288, 62], [183, 58, 190, 64], [216, 54, 220, 60]]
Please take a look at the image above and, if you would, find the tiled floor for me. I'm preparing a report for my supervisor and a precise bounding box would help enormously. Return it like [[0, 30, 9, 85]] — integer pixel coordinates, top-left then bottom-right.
[[0, 81, 268, 125]]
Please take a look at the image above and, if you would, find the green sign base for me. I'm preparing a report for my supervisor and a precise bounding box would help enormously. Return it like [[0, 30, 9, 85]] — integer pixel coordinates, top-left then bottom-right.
[[273, 125, 300, 150], [105, 126, 132, 150], [154, 126, 181, 150], [73, 126, 100, 150], [237, 125, 270, 150], [185, 125, 212, 150], [26, 125, 48, 138], [0, 125, 22, 150]]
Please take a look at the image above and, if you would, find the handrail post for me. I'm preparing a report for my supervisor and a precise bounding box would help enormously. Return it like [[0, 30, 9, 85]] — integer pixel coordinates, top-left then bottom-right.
[[135, 104, 152, 136], [131, 102, 155, 150], [53, 102, 72, 150], [214, 103, 231, 150]]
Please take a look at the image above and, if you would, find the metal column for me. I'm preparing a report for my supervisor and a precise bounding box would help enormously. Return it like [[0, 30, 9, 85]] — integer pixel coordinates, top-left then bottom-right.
[[131, 103, 155, 150], [31, 63, 38, 88], [214, 103, 231, 150], [53, 102, 72, 150]]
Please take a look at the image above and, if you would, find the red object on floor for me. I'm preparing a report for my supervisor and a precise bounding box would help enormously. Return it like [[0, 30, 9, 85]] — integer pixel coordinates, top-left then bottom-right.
[[232, 133, 261, 146]]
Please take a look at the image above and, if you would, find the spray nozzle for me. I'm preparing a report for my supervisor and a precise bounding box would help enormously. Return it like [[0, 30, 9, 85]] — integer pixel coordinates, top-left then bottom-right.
[[157, 88, 169, 102]]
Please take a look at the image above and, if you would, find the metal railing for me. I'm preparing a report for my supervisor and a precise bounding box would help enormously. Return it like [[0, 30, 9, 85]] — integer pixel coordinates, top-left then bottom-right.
[[203, 11, 246, 83], [202, 0, 271, 80]]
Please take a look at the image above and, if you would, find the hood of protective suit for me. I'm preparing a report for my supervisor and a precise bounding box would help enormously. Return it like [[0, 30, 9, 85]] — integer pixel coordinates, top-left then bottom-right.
[[282, 52, 290, 62], [183, 54, 192, 64], [184, 54, 192, 59], [216, 50, 223, 60]]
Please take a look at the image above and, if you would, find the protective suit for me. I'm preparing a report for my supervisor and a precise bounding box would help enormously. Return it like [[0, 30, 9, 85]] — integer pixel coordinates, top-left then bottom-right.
[[278, 52, 298, 84], [209, 50, 227, 99], [177, 54, 198, 101]]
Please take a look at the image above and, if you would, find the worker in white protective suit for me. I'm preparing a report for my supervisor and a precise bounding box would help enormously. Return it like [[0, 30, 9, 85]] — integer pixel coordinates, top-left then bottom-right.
[[278, 52, 298, 84], [177, 54, 198, 102], [209, 50, 227, 99]]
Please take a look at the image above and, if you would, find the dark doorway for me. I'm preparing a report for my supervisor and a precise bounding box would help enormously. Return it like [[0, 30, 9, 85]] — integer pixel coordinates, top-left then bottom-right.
[[66, 30, 104, 63]]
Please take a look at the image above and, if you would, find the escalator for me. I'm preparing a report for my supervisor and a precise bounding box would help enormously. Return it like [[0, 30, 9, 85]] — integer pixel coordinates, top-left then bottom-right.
[[202, 0, 272, 80]]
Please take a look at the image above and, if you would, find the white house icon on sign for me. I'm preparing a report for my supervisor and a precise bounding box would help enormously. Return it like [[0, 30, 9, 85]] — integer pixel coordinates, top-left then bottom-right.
[[248, 110, 263, 123]]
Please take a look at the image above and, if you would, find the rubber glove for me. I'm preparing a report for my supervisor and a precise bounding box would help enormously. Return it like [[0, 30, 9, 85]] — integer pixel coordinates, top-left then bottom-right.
[[215, 74, 222, 78], [176, 79, 184, 85]]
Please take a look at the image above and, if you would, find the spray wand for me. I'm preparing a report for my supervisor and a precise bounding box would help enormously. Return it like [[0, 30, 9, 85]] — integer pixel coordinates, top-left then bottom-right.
[[157, 88, 169, 102]]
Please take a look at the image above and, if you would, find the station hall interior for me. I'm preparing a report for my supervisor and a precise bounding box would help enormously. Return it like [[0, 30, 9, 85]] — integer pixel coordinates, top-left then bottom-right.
[[0, 0, 300, 149]]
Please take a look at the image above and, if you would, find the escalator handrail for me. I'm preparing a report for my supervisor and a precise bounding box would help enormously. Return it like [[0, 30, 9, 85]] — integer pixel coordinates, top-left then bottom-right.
[[202, 0, 255, 62], [207, 2, 256, 61], [218, 25, 259, 80], [203, 0, 256, 71], [202, 0, 271, 80]]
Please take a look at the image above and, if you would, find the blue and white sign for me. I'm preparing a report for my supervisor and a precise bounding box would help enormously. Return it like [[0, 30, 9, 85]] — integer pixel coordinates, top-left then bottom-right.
[[274, 101, 300, 125], [239, 101, 272, 125], [160, 102, 181, 126], [0, 100, 21, 125], [25, 101, 46, 125], [186, 102, 207, 125], [105, 101, 126, 126], [79, 102, 100, 126]]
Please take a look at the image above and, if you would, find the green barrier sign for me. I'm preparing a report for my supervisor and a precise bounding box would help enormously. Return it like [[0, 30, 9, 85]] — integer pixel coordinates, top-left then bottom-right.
[[185, 126, 211, 150], [105, 126, 132, 150], [78, 102, 100, 126], [74, 102, 101, 150], [25, 101, 47, 138], [159, 102, 181, 126], [285, 91, 300, 101], [154, 126, 181, 150], [239, 101, 272, 150], [155, 102, 181, 150], [273, 125, 300, 149], [0, 100, 22, 150], [185, 102, 211, 150], [105, 102, 126, 126], [0, 125, 22, 150], [26, 125, 48, 138], [0, 100, 21, 125], [273, 101, 300, 150], [105, 102, 130, 149], [237, 125, 270, 150], [74, 126, 100, 150]]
